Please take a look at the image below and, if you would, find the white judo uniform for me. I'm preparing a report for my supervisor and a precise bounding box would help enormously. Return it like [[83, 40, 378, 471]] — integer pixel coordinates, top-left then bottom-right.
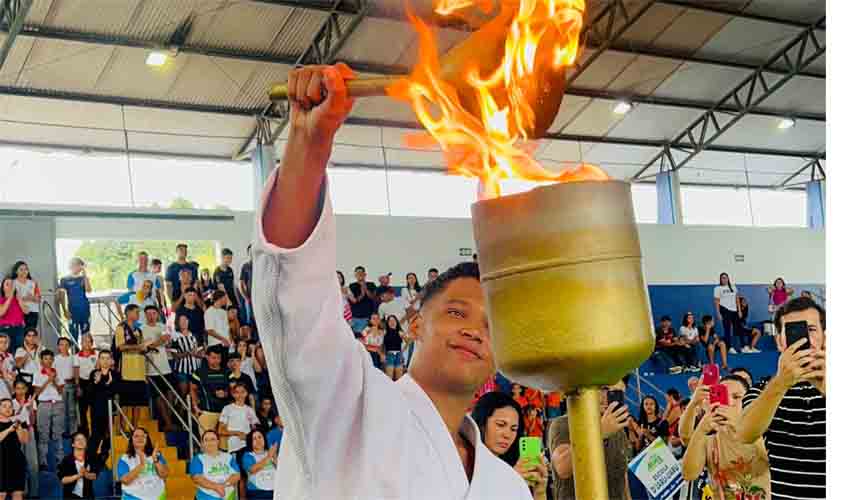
[[253, 168, 533, 500]]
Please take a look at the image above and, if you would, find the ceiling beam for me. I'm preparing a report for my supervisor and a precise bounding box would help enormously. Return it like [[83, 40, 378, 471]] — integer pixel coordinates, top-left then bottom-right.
[[0, 85, 261, 116], [233, 0, 373, 160], [0, 0, 32, 70], [631, 16, 825, 181], [342, 116, 824, 160], [655, 0, 824, 30], [2, 22, 825, 122], [775, 156, 823, 188]]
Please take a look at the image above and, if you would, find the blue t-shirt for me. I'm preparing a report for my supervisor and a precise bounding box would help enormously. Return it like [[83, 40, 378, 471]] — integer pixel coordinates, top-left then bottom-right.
[[267, 427, 284, 451], [241, 451, 276, 491], [166, 262, 199, 300], [189, 452, 240, 500], [59, 275, 90, 321]]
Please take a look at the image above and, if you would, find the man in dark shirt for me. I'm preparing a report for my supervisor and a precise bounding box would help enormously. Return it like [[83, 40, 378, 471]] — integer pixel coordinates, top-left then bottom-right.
[[239, 245, 254, 328], [176, 288, 206, 346], [347, 265, 377, 334], [165, 243, 199, 302], [738, 297, 826, 500], [213, 248, 238, 306], [190, 346, 230, 414]]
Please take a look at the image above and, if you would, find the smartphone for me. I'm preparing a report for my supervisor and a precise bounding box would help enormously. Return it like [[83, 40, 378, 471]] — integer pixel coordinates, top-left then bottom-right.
[[785, 320, 810, 351], [702, 364, 720, 386], [607, 390, 626, 409], [709, 383, 728, 406], [518, 436, 543, 468]]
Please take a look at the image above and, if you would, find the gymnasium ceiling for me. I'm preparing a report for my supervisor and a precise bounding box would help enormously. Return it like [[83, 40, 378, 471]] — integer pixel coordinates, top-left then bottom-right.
[[0, 0, 826, 189]]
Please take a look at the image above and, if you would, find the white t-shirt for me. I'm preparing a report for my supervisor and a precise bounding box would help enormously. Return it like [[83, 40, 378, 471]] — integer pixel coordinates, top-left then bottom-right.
[[15, 346, 42, 375], [128, 270, 160, 292], [54, 353, 75, 383], [118, 453, 167, 500], [12, 397, 33, 425], [33, 369, 62, 402], [679, 326, 699, 342], [74, 352, 98, 381], [13, 280, 38, 313], [0, 352, 15, 399], [189, 452, 238, 500], [204, 308, 230, 348], [362, 327, 384, 349], [714, 285, 738, 312], [401, 288, 421, 310], [219, 403, 259, 452], [141, 323, 172, 376]]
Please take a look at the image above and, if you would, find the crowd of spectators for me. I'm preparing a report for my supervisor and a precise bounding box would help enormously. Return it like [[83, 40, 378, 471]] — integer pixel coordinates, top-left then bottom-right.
[[0, 249, 827, 500]]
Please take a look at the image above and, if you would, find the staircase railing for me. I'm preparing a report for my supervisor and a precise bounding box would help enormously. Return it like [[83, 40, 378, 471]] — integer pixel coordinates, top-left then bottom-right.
[[40, 299, 82, 352], [101, 302, 204, 452], [633, 367, 669, 406]]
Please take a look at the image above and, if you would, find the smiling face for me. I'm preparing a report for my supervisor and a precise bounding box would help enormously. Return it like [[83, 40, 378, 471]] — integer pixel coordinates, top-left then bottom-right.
[[203, 432, 220, 454], [409, 277, 494, 395], [251, 431, 266, 452], [0, 400, 11, 418], [132, 428, 148, 451], [484, 406, 519, 456], [16, 263, 28, 280], [387, 316, 399, 330]]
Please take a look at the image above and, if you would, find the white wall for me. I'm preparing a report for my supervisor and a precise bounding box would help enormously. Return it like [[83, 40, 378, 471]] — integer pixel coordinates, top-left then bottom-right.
[[50, 207, 825, 286]]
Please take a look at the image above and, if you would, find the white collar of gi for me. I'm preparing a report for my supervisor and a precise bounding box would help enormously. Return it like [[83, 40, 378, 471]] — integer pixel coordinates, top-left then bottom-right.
[[396, 374, 487, 494]]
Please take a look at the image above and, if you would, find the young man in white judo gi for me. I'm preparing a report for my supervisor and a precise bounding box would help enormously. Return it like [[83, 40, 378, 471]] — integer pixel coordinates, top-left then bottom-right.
[[253, 63, 543, 499]]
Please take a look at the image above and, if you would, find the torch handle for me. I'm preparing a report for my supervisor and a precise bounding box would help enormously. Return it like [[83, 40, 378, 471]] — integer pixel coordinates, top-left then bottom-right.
[[269, 76, 403, 102], [566, 387, 610, 500]]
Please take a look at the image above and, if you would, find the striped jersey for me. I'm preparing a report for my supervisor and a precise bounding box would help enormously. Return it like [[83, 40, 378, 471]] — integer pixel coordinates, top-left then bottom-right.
[[170, 330, 201, 375], [743, 381, 825, 500]]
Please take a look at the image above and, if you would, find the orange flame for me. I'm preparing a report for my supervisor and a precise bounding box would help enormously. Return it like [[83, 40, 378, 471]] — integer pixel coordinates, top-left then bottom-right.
[[388, 0, 609, 199]]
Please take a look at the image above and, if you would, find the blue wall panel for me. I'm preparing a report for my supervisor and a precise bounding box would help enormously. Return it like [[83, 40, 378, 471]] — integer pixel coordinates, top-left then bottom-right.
[[646, 283, 825, 329]]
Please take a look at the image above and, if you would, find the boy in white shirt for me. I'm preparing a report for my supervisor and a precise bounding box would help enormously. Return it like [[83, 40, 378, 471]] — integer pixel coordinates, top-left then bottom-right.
[[141, 306, 176, 432], [54, 337, 79, 436], [204, 291, 231, 352], [33, 349, 65, 470], [73, 333, 98, 436], [219, 382, 258, 498]]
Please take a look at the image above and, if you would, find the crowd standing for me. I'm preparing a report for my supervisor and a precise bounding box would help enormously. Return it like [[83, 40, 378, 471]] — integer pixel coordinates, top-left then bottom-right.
[[0, 240, 826, 500]]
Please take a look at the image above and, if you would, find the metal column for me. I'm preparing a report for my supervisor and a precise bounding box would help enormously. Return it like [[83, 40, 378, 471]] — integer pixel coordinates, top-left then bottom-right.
[[656, 170, 683, 224], [807, 179, 825, 230]]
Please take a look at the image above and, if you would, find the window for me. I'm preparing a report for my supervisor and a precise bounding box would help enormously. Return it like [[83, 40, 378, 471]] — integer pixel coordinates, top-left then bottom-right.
[[748, 189, 806, 227], [0, 146, 254, 210], [682, 186, 753, 226], [631, 184, 658, 224]]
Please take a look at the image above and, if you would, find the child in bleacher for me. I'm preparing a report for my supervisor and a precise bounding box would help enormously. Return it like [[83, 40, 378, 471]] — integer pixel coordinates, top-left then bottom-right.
[[219, 382, 259, 497], [54, 337, 78, 436]]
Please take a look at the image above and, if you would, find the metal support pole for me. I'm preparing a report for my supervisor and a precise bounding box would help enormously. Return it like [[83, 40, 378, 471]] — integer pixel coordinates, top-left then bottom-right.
[[656, 170, 683, 224], [187, 394, 194, 461], [566, 387, 609, 500], [108, 399, 117, 492], [635, 367, 643, 405]]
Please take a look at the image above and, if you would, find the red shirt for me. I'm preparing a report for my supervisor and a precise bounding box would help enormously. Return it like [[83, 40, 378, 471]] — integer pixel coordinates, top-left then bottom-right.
[[524, 416, 544, 438], [656, 327, 676, 347], [0, 296, 24, 327], [523, 388, 544, 410], [546, 391, 562, 408]]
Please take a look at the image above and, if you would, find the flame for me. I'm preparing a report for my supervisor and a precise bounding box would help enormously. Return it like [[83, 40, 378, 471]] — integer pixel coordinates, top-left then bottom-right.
[[388, 0, 609, 199]]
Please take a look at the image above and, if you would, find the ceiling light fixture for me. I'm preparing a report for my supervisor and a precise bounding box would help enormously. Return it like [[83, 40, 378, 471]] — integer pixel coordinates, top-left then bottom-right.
[[778, 117, 796, 130], [613, 101, 632, 115], [146, 51, 168, 67]]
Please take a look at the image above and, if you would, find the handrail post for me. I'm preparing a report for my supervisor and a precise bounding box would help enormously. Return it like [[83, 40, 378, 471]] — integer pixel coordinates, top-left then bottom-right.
[[108, 399, 117, 494], [187, 393, 194, 461], [635, 367, 643, 405]]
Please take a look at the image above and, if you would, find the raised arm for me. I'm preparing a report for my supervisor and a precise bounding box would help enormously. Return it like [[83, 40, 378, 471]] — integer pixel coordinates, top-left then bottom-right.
[[256, 64, 387, 487]]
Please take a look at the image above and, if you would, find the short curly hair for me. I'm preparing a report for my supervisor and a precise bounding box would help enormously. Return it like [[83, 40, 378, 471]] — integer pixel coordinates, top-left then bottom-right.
[[774, 296, 826, 332], [419, 262, 480, 309]]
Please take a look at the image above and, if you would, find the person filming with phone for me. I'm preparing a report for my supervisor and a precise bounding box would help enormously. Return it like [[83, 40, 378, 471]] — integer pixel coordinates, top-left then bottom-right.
[[681, 374, 770, 499], [548, 376, 633, 500], [736, 297, 826, 500]]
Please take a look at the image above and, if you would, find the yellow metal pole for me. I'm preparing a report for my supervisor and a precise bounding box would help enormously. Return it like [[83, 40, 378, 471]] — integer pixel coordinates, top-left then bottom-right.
[[566, 387, 609, 500]]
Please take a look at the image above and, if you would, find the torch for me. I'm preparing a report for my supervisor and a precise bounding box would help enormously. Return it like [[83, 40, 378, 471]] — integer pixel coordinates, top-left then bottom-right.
[[471, 179, 654, 499]]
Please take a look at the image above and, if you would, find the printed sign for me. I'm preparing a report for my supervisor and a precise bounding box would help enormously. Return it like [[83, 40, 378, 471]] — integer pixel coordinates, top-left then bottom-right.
[[628, 438, 684, 500]]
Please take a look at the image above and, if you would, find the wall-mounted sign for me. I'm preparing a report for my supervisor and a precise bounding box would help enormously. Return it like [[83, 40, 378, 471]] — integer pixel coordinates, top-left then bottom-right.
[[459, 248, 473, 257], [734, 254, 745, 263]]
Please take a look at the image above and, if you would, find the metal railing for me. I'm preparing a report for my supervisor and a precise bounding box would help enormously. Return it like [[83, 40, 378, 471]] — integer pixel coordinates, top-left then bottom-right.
[[40, 299, 82, 352], [101, 301, 204, 452]]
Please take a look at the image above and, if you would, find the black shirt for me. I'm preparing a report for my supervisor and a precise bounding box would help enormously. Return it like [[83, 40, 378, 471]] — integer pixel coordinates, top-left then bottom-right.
[[89, 369, 118, 417], [228, 372, 256, 395], [240, 262, 253, 300], [192, 366, 231, 412], [743, 382, 825, 500], [638, 416, 668, 449], [58, 453, 96, 498], [213, 266, 237, 305], [176, 305, 206, 346], [384, 328, 403, 352], [166, 261, 199, 300], [349, 281, 377, 318]]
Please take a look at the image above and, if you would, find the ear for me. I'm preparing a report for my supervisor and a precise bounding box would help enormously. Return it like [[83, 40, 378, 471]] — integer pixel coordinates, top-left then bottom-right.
[[408, 312, 422, 341]]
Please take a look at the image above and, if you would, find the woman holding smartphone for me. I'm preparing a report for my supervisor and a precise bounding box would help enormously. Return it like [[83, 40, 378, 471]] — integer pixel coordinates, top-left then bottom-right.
[[471, 392, 549, 500], [0, 398, 29, 500]]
